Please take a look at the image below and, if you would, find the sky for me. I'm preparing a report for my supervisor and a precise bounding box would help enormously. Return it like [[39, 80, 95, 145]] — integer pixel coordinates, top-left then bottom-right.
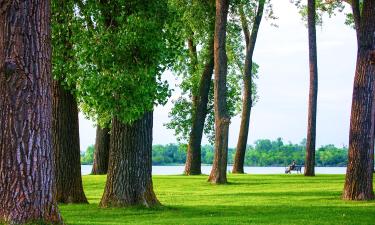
[[79, 0, 357, 151]]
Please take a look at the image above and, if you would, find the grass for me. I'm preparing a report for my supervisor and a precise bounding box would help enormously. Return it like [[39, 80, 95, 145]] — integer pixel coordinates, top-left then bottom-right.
[[60, 174, 375, 225]]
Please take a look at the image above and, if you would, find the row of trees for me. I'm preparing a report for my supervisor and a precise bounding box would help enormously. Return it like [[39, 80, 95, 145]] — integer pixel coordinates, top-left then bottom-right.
[[83, 140, 349, 167], [164, 0, 375, 201], [0, 0, 373, 224], [300, 0, 375, 200], [1, 0, 171, 223]]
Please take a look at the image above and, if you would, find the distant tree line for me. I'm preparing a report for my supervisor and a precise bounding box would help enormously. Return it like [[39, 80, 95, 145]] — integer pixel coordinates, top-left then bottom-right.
[[81, 138, 348, 167]]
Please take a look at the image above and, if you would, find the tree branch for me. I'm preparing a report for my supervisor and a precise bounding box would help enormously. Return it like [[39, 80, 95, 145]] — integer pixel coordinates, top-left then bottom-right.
[[239, 4, 250, 49]]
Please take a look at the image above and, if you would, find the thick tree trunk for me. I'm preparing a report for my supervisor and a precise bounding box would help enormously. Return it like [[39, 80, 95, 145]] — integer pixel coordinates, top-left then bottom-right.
[[92, 125, 111, 175], [0, 1, 63, 224], [304, 0, 318, 177], [208, 0, 230, 184], [185, 40, 214, 175], [100, 112, 159, 207], [52, 80, 88, 203], [232, 2, 265, 174], [343, 0, 375, 201]]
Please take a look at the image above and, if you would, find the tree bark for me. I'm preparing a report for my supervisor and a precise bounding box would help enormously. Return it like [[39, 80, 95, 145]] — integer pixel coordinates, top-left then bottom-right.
[[185, 40, 214, 175], [92, 125, 111, 175], [0, 1, 63, 224], [208, 0, 230, 184], [52, 80, 88, 203], [343, 0, 375, 201], [232, 1, 265, 174], [304, 0, 318, 177], [100, 112, 159, 207]]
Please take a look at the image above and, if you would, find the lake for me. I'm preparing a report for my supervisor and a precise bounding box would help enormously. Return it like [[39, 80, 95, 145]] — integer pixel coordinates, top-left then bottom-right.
[[81, 165, 347, 175]]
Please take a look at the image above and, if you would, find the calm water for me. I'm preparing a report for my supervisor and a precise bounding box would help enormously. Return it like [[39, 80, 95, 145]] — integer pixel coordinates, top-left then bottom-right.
[[81, 165, 347, 175]]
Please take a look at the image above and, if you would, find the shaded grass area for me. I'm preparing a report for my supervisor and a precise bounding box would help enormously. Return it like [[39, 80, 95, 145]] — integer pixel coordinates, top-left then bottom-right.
[[60, 174, 375, 224]]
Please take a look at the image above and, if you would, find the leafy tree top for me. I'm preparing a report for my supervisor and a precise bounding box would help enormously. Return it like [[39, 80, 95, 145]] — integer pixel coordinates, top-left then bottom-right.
[[73, 0, 176, 125]]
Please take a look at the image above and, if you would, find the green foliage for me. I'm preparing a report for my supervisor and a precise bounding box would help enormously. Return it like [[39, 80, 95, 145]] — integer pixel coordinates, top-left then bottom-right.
[[243, 139, 349, 167], [291, 0, 347, 26], [74, 0, 175, 125], [51, 0, 79, 92], [149, 138, 349, 166], [165, 0, 263, 144], [152, 144, 187, 165], [307, 1, 364, 29], [59, 175, 375, 224], [165, 0, 216, 143], [81, 145, 95, 165], [78, 139, 349, 166]]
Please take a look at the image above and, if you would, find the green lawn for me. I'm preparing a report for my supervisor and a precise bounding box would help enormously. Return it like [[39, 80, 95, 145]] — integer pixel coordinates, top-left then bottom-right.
[[60, 174, 375, 225]]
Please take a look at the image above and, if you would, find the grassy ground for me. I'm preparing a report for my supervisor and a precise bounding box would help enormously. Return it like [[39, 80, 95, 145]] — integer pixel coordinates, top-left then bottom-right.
[[60, 174, 375, 225]]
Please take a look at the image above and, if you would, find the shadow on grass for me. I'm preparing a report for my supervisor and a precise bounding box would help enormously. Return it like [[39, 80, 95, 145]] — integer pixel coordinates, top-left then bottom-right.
[[68, 175, 373, 224], [60, 202, 375, 225]]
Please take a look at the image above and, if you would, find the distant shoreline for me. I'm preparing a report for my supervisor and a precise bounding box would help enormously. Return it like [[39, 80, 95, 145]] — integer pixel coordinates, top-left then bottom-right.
[[81, 164, 348, 168]]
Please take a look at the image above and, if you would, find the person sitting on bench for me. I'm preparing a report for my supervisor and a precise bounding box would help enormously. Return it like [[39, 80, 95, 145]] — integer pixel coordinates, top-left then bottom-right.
[[289, 160, 296, 170]]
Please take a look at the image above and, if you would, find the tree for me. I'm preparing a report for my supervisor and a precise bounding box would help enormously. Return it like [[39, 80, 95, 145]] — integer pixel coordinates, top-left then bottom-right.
[[0, 1, 62, 223], [165, 0, 215, 175], [75, 0, 173, 207], [92, 125, 111, 174], [304, 0, 318, 176], [180, 1, 216, 176], [52, 0, 88, 203], [208, 0, 231, 184], [166, 0, 244, 175], [100, 113, 159, 207], [185, 51, 214, 175], [305, 0, 374, 200], [232, 0, 265, 174], [184, 41, 214, 175], [52, 81, 88, 203], [343, 0, 375, 200]]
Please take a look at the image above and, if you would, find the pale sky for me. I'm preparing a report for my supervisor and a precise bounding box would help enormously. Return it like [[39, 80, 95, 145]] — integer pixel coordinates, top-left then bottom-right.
[[79, 0, 357, 151]]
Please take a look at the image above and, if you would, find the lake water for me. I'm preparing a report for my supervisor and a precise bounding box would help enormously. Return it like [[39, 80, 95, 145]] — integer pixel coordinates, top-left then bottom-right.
[[81, 165, 347, 175]]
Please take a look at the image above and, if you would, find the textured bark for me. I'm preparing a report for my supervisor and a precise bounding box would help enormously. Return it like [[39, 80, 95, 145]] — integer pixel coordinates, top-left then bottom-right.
[[208, 0, 230, 184], [343, 0, 375, 201], [304, 0, 318, 177], [185, 39, 214, 175], [0, 1, 63, 224], [92, 126, 111, 175], [100, 112, 159, 207], [232, 1, 265, 174], [53, 80, 88, 203]]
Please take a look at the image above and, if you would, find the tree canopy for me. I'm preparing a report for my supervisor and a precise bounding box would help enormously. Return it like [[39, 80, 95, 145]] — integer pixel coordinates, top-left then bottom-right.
[[73, 1, 175, 125]]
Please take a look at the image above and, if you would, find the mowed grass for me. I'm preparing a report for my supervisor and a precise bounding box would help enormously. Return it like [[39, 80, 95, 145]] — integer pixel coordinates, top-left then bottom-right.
[[60, 174, 375, 225]]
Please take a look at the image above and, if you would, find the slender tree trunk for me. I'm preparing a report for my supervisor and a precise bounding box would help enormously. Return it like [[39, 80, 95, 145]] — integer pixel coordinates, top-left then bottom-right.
[[100, 112, 159, 207], [304, 0, 318, 176], [343, 0, 375, 201], [208, 0, 230, 184], [0, 1, 63, 223], [92, 125, 111, 175], [52, 80, 88, 203], [232, 1, 265, 174], [185, 40, 215, 175]]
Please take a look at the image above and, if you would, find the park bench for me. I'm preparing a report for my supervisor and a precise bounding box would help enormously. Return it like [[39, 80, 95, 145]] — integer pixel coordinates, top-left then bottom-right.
[[285, 165, 302, 174]]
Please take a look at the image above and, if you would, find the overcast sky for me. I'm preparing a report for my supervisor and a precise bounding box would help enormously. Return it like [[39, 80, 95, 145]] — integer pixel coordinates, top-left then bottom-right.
[[79, 0, 357, 151]]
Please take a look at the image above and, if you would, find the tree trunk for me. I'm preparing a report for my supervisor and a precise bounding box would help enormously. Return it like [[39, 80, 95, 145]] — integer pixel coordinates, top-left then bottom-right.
[[100, 112, 159, 207], [208, 0, 230, 184], [232, 1, 265, 174], [52, 80, 88, 203], [185, 40, 215, 175], [304, 0, 318, 177], [0, 1, 63, 224], [92, 125, 111, 175], [343, 0, 375, 201]]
